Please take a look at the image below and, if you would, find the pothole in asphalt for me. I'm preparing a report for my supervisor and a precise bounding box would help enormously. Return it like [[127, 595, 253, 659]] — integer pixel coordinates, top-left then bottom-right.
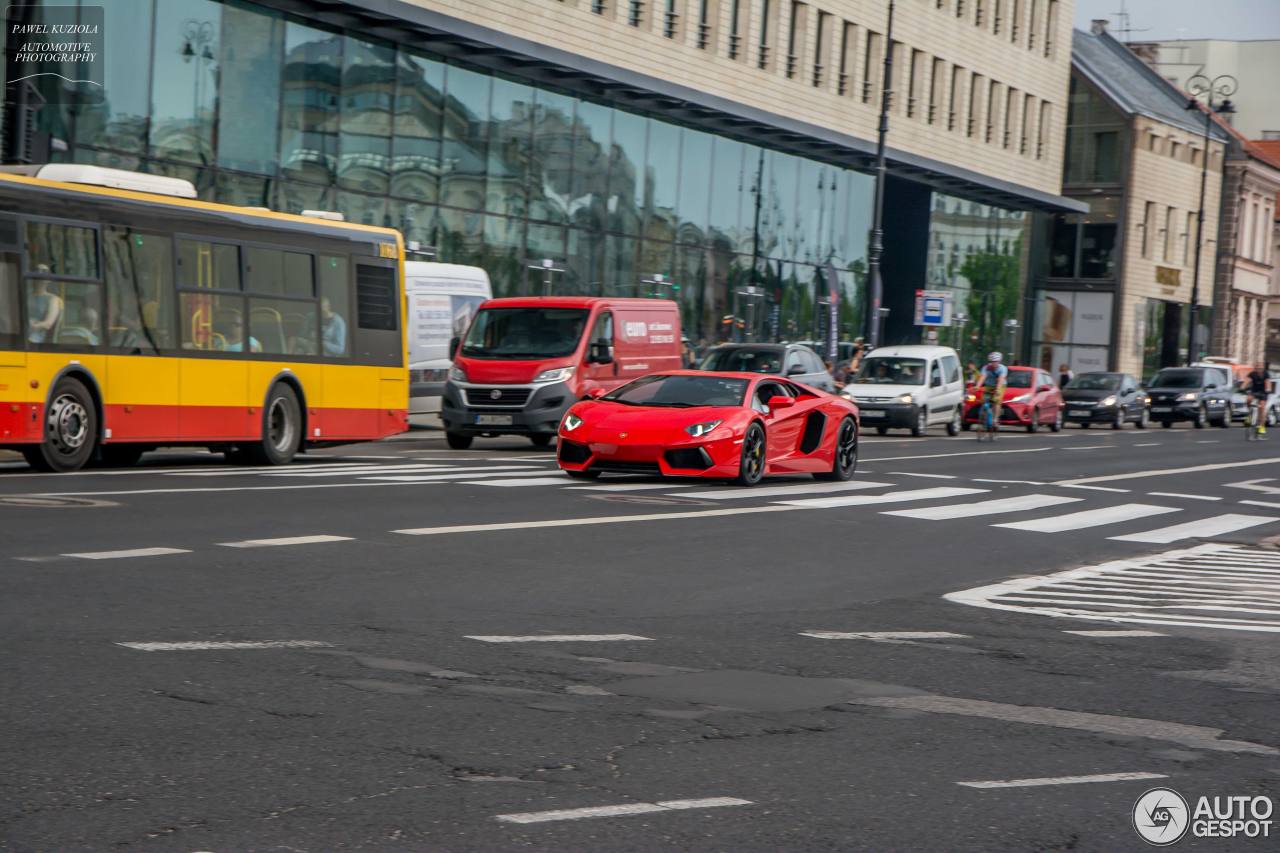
[[0, 495, 119, 508]]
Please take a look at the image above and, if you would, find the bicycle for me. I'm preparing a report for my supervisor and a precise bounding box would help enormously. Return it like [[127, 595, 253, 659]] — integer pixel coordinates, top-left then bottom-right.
[[1247, 400, 1268, 441], [977, 396, 998, 442]]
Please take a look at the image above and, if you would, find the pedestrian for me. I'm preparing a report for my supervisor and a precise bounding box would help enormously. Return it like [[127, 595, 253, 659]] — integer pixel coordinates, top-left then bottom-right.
[[1058, 362, 1073, 388]]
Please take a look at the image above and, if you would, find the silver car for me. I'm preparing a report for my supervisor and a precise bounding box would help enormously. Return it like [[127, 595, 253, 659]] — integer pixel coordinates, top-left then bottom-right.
[[697, 343, 836, 392]]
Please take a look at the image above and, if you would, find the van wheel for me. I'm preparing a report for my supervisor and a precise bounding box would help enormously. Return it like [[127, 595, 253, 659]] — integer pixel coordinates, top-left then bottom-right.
[[446, 432, 473, 450], [245, 384, 302, 465], [530, 434, 553, 448], [736, 423, 766, 486], [911, 407, 928, 437], [24, 376, 98, 472], [946, 408, 961, 436]]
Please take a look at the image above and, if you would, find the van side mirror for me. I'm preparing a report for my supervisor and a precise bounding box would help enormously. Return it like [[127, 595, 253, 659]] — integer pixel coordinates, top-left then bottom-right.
[[588, 341, 613, 364], [449, 336, 460, 357], [931, 374, 943, 388]]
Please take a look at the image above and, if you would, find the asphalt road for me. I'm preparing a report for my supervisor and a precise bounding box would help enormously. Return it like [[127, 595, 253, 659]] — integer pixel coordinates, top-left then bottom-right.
[[3, 421, 1279, 851]]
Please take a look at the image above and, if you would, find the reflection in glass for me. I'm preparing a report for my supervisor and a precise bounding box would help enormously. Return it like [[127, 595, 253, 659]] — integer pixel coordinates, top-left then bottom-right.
[[75, 0, 153, 155], [441, 66, 490, 213], [677, 129, 713, 246], [339, 36, 395, 194], [218, 1, 283, 173], [392, 52, 445, 201], [570, 100, 611, 231], [609, 111, 646, 235], [645, 120, 681, 243], [529, 89, 575, 224], [150, 0, 223, 164], [708, 137, 745, 250], [486, 78, 532, 217], [335, 191, 387, 227], [280, 21, 343, 183], [104, 227, 176, 351]]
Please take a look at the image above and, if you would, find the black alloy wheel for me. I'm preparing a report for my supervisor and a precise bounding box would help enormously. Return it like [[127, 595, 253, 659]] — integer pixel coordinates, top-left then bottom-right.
[[736, 422, 766, 486], [815, 417, 858, 481], [446, 432, 473, 450], [23, 376, 97, 472]]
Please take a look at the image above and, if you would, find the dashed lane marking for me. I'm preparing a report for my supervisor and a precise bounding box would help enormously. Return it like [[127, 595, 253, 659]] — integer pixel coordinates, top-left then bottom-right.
[[801, 631, 969, 640], [1059, 625, 1172, 630], [63, 547, 190, 560], [118, 640, 332, 651], [1108, 514, 1278, 543], [495, 797, 752, 824], [677, 481, 893, 500], [465, 634, 653, 643], [1134, 443, 1162, 447], [889, 472, 957, 479], [995, 503, 1179, 533], [392, 505, 802, 536], [1061, 484, 1131, 493], [363, 469, 556, 483], [1149, 492, 1222, 501], [218, 535, 354, 548], [884, 493, 1080, 521], [779, 486, 987, 509], [864, 447, 1051, 463], [1240, 499, 1280, 510], [972, 478, 1046, 485], [957, 772, 1167, 790], [1058, 458, 1280, 486]]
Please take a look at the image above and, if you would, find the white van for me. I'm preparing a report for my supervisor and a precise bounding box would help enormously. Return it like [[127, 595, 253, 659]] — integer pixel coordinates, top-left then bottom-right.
[[840, 345, 966, 436], [406, 263, 492, 424]]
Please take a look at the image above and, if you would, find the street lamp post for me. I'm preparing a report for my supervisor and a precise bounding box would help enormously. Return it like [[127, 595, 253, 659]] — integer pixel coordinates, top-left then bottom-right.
[[865, 0, 895, 349], [526, 257, 565, 295], [1184, 73, 1236, 365]]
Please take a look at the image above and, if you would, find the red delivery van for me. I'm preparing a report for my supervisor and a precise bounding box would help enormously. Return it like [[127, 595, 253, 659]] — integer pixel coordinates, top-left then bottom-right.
[[441, 297, 683, 448]]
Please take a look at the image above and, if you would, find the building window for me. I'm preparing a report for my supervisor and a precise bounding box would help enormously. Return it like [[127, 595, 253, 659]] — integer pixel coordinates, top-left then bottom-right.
[[1003, 86, 1017, 148], [929, 58, 945, 124], [663, 0, 679, 38], [993, 0, 1004, 34], [1251, 199, 1261, 260], [1020, 93, 1033, 154], [863, 30, 882, 103], [975, 0, 986, 27], [1036, 101, 1050, 158], [1027, 0, 1039, 50], [1045, 0, 1058, 56], [907, 50, 924, 118], [812, 11, 829, 87], [758, 0, 773, 69], [837, 21, 855, 95], [1169, 140, 1181, 161], [696, 0, 716, 48], [728, 0, 743, 59], [1142, 201, 1155, 258], [986, 80, 999, 142], [947, 65, 961, 131], [1163, 206, 1175, 261], [1010, 0, 1022, 43], [592, 0, 607, 13], [785, 1, 806, 79], [967, 73, 981, 136], [1089, 131, 1119, 181], [1049, 213, 1078, 277], [627, 0, 644, 27]]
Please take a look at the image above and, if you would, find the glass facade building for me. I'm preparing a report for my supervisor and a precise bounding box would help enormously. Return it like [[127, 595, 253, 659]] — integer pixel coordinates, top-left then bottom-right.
[[2, 0, 881, 350]]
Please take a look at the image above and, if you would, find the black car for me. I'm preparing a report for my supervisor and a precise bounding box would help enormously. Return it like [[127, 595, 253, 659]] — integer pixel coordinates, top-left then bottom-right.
[[1144, 367, 1232, 428], [1061, 372, 1148, 429], [698, 343, 835, 392]]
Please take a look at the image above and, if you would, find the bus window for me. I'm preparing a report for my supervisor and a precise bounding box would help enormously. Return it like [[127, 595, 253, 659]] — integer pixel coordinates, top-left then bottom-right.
[[177, 239, 240, 291], [250, 297, 316, 355], [245, 247, 313, 298], [318, 255, 349, 356], [104, 227, 175, 352], [25, 221, 99, 279], [180, 292, 256, 352], [27, 279, 102, 346], [0, 253, 18, 346]]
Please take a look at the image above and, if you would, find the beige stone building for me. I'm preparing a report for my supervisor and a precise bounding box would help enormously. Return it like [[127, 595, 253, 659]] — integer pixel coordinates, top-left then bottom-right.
[[1029, 22, 1228, 378]]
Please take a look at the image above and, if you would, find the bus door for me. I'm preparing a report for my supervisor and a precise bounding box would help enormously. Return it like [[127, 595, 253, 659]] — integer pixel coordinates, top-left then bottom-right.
[[352, 255, 406, 435]]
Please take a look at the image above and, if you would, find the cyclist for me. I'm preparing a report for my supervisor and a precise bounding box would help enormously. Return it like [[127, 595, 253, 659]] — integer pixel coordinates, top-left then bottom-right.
[[1246, 361, 1272, 437], [974, 352, 1008, 433]]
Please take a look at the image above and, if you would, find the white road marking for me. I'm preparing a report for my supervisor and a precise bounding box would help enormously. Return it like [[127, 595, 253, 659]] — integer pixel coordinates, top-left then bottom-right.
[[359, 469, 558, 482], [1109, 514, 1278, 543], [864, 448, 1051, 463], [1064, 446, 1111, 451], [801, 631, 969, 640], [118, 640, 332, 651], [393, 505, 802, 536], [16, 479, 535, 497], [1058, 457, 1280, 486], [64, 547, 190, 560], [465, 634, 653, 643], [495, 797, 751, 824], [889, 472, 957, 479], [779, 486, 987, 509], [885, 493, 1081, 520], [995, 503, 1179, 533], [1060, 484, 1130, 493], [1149, 492, 1222, 501], [972, 478, 1046, 485], [678, 481, 893, 500], [461, 477, 579, 487], [1134, 442, 1162, 447], [218, 535, 354, 548], [1196, 440, 1219, 444], [1241, 499, 1280, 509], [946, 543, 1280, 632], [957, 772, 1166, 789], [1063, 629, 1166, 637]]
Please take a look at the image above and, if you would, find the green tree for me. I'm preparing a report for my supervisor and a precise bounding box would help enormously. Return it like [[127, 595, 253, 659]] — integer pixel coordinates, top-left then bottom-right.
[[959, 242, 1022, 361]]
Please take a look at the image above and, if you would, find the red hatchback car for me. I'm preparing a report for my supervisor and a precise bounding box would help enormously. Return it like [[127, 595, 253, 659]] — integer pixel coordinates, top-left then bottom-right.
[[556, 371, 860, 485], [963, 366, 1064, 432]]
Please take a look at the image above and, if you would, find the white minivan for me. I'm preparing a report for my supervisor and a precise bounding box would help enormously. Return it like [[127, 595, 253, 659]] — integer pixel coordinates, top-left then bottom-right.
[[840, 345, 966, 436], [406, 263, 492, 425]]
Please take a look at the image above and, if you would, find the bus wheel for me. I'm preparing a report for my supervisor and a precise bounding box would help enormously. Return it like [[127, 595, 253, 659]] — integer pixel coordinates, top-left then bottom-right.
[[25, 377, 98, 472], [247, 384, 302, 465]]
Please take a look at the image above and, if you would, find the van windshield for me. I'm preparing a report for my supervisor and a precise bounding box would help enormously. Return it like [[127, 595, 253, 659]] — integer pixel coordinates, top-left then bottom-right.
[[1150, 369, 1204, 389], [461, 308, 589, 359], [853, 357, 926, 385]]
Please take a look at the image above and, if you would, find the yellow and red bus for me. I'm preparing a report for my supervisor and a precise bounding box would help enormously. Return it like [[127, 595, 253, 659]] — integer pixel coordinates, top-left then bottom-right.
[[0, 165, 408, 472]]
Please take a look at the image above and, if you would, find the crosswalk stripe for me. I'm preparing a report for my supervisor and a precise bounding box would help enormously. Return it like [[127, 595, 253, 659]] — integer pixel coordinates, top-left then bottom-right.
[[779, 486, 988, 508], [678, 481, 893, 500], [360, 469, 557, 483], [462, 477, 575, 487], [995, 503, 1179, 533], [1109, 513, 1278, 543], [884, 493, 1081, 520]]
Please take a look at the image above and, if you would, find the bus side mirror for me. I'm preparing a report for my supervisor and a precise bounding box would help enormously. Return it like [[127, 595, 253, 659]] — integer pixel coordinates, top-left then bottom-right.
[[449, 336, 460, 357]]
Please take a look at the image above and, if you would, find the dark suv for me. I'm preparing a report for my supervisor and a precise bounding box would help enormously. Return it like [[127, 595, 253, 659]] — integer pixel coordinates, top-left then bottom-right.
[[1145, 367, 1232, 428]]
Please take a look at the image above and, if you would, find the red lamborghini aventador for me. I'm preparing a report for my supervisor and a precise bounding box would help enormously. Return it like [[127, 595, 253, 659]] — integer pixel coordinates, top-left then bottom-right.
[[555, 371, 860, 486]]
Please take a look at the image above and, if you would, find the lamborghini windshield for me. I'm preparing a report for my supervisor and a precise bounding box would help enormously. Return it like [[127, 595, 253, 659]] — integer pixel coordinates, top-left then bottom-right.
[[602, 375, 749, 407]]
